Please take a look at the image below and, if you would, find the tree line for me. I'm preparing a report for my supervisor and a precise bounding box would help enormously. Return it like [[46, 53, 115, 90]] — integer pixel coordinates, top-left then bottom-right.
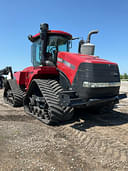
[[120, 73, 128, 80]]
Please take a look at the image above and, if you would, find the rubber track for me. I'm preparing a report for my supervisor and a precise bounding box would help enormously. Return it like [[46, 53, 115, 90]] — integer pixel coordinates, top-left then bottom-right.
[[4, 84, 25, 107], [37, 79, 74, 123], [25, 79, 74, 124], [11, 88, 25, 107]]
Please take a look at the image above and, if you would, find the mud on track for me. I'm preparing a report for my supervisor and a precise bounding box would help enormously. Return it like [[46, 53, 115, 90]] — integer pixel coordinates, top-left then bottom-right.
[[0, 81, 128, 171]]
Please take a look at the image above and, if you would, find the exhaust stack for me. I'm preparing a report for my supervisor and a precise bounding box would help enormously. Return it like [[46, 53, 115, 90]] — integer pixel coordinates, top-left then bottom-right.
[[40, 23, 49, 65], [79, 30, 99, 55]]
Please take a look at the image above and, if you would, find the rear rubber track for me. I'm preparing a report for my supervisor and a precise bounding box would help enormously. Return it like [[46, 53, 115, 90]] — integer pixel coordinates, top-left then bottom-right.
[[3, 80, 25, 107]]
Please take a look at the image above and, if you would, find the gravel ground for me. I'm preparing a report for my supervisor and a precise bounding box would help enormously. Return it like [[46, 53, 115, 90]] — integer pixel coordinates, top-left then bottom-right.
[[0, 81, 128, 171], [120, 81, 128, 93]]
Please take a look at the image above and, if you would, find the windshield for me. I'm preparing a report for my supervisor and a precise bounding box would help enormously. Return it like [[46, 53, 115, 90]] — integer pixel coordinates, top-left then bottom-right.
[[47, 35, 69, 52], [46, 35, 69, 64], [31, 35, 70, 66]]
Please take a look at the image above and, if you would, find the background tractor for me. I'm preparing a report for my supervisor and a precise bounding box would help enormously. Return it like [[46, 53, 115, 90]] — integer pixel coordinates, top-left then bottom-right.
[[0, 67, 13, 89]]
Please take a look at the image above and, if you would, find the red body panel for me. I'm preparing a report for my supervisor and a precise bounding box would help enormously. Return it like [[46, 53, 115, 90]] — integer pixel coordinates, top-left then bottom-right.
[[57, 52, 117, 84], [14, 66, 58, 90]]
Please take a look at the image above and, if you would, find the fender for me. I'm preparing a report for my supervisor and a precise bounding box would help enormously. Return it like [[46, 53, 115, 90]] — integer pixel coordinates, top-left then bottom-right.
[[14, 66, 59, 90], [5, 79, 21, 91], [58, 69, 71, 90]]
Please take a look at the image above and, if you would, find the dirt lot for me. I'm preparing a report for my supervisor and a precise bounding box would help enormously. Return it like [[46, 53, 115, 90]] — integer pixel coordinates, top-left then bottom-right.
[[0, 81, 128, 171]]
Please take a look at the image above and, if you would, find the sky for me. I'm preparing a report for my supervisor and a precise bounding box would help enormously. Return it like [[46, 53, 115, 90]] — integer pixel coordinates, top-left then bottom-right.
[[0, 0, 128, 74]]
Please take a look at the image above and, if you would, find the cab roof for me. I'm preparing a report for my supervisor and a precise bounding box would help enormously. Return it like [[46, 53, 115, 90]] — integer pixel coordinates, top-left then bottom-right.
[[29, 30, 72, 42]]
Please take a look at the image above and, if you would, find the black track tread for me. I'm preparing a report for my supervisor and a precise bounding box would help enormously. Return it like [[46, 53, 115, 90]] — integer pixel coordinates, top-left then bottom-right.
[[36, 79, 65, 122], [4, 81, 25, 107], [53, 87, 62, 94], [42, 92, 59, 99], [46, 79, 74, 121], [12, 89, 25, 107], [24, 79, 74, 125]]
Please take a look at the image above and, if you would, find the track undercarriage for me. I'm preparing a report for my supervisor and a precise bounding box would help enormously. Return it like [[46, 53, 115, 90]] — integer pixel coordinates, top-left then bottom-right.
[[3, 79, 74, 125], [24, 79, 74, 125]]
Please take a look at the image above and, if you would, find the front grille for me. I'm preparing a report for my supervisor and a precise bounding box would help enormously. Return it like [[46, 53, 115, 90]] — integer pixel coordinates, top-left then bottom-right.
[[77, 63, 120, 83], [72, 63, 120, 99]]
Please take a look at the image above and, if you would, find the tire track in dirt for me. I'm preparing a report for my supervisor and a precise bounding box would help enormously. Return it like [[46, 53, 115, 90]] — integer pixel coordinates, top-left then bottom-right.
[[55, 125, 128, 170], [53, 101, 128, 170]]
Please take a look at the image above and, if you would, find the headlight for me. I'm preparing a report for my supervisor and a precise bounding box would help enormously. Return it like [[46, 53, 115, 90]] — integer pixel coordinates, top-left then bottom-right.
[[83, 81, 120, 88]]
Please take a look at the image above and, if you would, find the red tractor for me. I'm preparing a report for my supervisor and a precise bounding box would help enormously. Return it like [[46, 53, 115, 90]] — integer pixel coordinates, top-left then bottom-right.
[[3, 23, 126, 125]]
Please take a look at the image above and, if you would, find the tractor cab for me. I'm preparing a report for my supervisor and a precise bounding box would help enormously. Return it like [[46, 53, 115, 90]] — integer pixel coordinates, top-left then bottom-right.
[[28, 24, 72, 67]]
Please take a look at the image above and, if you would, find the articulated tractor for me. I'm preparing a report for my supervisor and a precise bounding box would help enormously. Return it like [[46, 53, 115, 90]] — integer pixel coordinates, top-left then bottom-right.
[[3, 23, 126, 125]]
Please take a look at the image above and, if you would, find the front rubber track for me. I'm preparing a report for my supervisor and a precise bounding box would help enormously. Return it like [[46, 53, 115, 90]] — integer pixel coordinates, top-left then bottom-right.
[[24, 79, 74, 125]]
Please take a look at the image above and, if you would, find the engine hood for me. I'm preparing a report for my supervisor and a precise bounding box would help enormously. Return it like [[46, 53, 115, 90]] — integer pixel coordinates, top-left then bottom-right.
[[58, 52, 117, 65], [57, 52, 118, 84]]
